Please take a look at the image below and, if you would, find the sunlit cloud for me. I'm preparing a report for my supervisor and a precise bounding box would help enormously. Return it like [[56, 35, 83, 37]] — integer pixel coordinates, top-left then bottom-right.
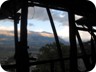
[[32, 29, 44, 32], [58, 26, 69, 37], [0, 26, 14, 31], [57, 26, 69, 41], [0, 26, 20, 31]]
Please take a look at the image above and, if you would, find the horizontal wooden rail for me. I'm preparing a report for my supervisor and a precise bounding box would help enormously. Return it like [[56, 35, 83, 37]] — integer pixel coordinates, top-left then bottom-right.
[[77, 27, 96, 32], [2, 55, 84, 69]]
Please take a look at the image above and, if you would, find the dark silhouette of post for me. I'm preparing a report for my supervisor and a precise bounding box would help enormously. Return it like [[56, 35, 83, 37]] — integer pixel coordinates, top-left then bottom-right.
[[68, 11, 78, 72], [16, 0, 29, 72], [14, 7, 19, 72]]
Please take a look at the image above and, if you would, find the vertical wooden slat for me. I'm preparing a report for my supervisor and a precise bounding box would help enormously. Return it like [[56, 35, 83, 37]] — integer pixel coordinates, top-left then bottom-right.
[[13, 1, 19, 72], [50, 62, 54, 72], [13, 0, 18, 58], [68, 11, 77, 72], [16, 0, 29, 72], [89, 26, 96, 70]]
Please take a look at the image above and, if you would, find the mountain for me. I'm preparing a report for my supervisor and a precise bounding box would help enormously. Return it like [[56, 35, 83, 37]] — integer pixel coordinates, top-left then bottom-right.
[[0, 30, 68, 47], [0, 30, 68, 58]]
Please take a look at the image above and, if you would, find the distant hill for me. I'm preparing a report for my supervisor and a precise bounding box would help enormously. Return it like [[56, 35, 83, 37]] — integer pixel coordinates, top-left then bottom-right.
[[0, 30, 69, 58], [0, 30, 68, 47]]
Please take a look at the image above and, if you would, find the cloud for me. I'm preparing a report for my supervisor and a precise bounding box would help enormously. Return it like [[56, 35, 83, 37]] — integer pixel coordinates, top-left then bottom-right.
[[50, 9, 68, 23], [57, 26, 69, 41], [28, 7, 68, 24], [0, 6, 69, 26], [32, 29, 44, 32], [28, 7, 83, 26], [0, 26, 14, 31], [28, 23, 34, 26], [28, 7, 48, 20]]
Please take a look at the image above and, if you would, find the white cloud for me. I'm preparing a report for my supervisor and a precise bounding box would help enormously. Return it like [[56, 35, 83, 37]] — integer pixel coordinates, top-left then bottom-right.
[[59, 14, 65, 18], [57, 26, 69, 41], [28, 7, 48, 20], [32, 29, 44, 32], [58, 26, 69, 37]]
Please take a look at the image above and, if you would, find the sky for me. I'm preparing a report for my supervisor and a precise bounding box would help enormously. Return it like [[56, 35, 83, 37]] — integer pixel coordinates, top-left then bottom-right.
[[0, 6, 91, 42]]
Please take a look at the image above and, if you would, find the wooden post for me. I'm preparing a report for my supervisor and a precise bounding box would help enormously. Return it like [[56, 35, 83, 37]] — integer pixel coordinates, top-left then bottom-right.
[[50, 62, 54, 72], [68, 11, 78, 72], [16, 0, 29, 72]]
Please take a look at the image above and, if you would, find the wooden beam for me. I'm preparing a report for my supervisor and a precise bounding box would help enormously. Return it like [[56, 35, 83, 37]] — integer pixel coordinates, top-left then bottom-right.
[[68, 10, 78, 72]]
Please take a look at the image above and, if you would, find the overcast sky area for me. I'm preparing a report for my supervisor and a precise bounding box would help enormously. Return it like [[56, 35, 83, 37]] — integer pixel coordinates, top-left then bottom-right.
[[0, 0, 95, 45], [0, 6, 91, 42], [0, 0, 95, 43]]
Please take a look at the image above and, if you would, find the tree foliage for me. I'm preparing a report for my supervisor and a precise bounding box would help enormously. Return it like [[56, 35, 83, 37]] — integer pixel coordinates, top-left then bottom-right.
[[35, 42, 70, 72]]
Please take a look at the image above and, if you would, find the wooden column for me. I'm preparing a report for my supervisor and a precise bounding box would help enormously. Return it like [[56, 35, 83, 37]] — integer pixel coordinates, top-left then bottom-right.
[[68, 11, 78, 72], [16, 0, 29, 72]]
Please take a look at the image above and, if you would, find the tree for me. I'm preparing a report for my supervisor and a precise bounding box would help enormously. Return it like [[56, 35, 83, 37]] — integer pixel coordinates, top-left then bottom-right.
[[35, 42, 70, 72]]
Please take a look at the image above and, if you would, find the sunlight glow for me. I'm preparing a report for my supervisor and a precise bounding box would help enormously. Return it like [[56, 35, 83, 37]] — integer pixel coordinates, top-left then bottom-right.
[[0, 26, 14, 31]]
